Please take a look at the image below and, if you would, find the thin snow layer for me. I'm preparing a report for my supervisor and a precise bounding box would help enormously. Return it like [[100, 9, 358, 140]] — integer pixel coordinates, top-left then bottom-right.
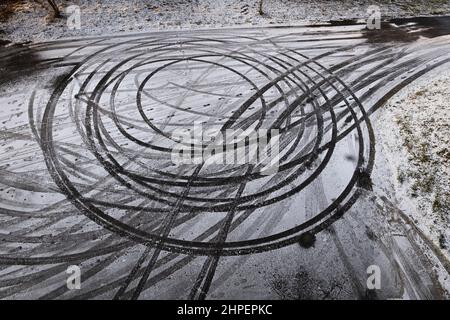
[[1, 0, 450, 43], [378, 68, 450, 260]]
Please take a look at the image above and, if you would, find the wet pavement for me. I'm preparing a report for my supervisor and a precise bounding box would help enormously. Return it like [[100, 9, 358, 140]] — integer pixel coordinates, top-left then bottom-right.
[[0, 17, 449, 299]]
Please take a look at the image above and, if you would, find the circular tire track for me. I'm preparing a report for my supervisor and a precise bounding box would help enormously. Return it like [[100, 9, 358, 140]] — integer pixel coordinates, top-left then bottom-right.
[[38, 33, 374, 256], [2, 22, 450, 299]]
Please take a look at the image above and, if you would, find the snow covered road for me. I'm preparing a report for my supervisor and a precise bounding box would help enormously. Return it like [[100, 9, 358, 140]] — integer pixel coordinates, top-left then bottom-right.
[[0, 18, 449, 299]]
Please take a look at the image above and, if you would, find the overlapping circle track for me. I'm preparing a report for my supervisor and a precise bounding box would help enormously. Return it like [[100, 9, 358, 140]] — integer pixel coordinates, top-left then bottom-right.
[[40, 33, 374, 255]]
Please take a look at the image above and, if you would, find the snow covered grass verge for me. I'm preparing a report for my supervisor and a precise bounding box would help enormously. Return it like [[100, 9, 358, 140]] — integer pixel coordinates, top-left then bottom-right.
[[378, 67, 450, 259]]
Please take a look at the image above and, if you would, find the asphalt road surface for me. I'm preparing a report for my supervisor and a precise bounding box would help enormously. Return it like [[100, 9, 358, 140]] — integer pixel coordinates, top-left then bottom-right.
[[0, 17, 449, 299]]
